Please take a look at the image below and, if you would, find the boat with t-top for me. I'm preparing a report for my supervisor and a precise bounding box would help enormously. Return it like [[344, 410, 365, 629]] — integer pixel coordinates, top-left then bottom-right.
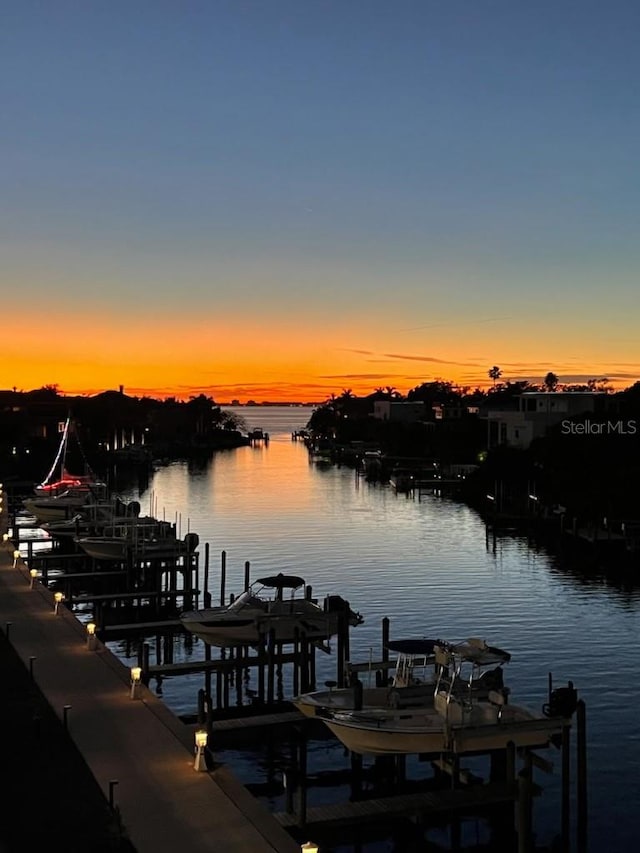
[[179, 573, 363, 648], [313, 638, 578, 755]]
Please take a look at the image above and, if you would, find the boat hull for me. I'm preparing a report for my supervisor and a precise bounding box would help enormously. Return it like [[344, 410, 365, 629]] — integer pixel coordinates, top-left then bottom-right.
[[23, 497, 91, 523], [181, 611, 342, 647], [321, 707, 567, 756], [293, 684, 436, 718]]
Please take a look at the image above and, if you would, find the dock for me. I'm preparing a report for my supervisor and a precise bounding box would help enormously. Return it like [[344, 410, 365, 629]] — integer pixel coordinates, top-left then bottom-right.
[[0, 534, 299, 853]]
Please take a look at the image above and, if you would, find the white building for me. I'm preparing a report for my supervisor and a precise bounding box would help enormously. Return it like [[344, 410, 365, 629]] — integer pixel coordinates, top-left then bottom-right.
[[486, 392, 611, 449]]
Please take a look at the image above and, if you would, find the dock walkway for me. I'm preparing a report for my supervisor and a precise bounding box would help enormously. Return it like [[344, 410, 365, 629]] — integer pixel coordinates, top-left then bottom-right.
[[0, 537, 299, 853]]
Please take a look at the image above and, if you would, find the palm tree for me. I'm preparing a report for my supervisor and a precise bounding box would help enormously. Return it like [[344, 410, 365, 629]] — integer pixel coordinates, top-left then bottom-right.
[[543, 372, 559, 392], [488, 366, 502, 387]]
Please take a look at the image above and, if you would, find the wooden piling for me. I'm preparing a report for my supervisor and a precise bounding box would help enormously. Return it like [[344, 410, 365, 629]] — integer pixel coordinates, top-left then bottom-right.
[[267, 628, 276, 704], [220, 550, 226, 605], [203, 542, 210, 607], [517, 755, 533, 853], [292, 628, 300, 697], [561, 722, 571, 850], [350, 751, 363, 799], [244, 560, 250, 592], [382, 617, 390, 662], [577, 699, 588, 852], [257, 633, 266, 703], [295, 728, 308, 828]]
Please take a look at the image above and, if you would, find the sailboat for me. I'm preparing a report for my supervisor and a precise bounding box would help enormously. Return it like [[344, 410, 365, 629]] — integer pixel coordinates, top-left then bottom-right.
[[33, 416, 103, 494], [23, 416, 108, 522]]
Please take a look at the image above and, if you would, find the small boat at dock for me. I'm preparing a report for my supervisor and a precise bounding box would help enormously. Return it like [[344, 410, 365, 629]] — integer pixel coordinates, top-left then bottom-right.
[[312, 638, 578, 756], [294, 637, 507, 718], [179, 573, 363, 648], [75, 526, 199, 562]]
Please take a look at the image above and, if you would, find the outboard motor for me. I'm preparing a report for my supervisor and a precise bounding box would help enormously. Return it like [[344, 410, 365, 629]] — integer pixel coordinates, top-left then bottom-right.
[[543, 681, 578, 718], [324, 594, 347, 614], [324, 595, 364, 627], [184, 532, 200, 552]]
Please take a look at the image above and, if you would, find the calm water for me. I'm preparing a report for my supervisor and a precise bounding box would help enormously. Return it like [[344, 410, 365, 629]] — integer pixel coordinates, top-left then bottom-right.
[[115, 407, 640, 852]]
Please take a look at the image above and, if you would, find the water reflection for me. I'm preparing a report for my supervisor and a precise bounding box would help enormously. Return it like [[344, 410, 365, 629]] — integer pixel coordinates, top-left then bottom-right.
[[113, 407, 640, 852]]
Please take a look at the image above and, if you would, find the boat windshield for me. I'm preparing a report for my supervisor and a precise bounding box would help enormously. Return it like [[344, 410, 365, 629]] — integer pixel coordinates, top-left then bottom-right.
[[229, 590, 267, 612]]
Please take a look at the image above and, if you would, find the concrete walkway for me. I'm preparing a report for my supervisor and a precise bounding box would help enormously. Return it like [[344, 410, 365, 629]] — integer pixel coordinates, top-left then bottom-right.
[[0, 513, 300, 853]]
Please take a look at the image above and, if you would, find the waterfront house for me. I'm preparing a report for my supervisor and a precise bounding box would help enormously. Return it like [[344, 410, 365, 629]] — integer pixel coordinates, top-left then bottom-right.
[[485, 391, 616, 449]]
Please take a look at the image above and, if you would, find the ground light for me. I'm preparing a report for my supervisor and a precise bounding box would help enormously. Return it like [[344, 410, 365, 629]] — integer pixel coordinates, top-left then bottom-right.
[[54, 591, 64, 614], [130, 666, 142, 699], [194, 729, 208, 771], [86, 622, 97, 650]]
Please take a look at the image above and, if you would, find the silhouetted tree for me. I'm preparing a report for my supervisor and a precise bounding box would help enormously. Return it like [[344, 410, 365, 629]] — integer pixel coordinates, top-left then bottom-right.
[[488, 366, 502, 387], [543, 372, 559, 392]]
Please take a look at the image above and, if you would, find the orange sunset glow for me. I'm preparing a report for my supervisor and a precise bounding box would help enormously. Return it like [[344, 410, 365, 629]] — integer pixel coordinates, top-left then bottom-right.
[[4, 305, 638, 403]]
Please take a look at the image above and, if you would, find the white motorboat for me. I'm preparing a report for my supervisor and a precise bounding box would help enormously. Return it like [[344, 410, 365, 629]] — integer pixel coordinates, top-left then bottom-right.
[[315, 638, 578, 756], [179, 573, 363, 647], [294, 637, 508, 718], [23, 486, 109, 523], [76, 526, 199, 562], [40, 499, 144, 540]]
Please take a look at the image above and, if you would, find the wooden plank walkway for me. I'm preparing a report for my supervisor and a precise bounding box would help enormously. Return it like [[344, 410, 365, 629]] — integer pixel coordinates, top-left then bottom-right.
[[211, 711, 304, 732], [274, 782, 518, 828], [0, 531, 299, 853]]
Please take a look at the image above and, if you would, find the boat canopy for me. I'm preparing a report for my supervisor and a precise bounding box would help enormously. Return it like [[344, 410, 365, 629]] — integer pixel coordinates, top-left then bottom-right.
[[255, 574, 305, 590], [387, 639, 444, 656], [449, 638, 511, 666]]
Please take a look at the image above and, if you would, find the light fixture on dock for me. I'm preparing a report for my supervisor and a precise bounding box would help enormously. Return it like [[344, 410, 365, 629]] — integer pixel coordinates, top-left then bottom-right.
[[29, 568, 38, 589], [130, 666, 142, 699], [86, 622, 97, 650], [12, 549, 20, 568], [54, 591, 65, 614], [194, 729, 208, 771], [300, 843, 319, 853], [2, 533, 9, 542]]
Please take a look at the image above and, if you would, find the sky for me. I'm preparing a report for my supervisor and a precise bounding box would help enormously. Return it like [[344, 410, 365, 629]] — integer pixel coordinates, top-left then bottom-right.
[[2, 1, 639, 403]]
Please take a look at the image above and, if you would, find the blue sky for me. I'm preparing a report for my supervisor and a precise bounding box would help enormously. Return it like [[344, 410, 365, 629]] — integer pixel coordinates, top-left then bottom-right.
[[2, 1, 639, 400]]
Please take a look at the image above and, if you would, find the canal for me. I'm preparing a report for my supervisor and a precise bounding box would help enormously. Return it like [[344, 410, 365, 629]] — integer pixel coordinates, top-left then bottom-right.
[[114, 406, 639, 852]]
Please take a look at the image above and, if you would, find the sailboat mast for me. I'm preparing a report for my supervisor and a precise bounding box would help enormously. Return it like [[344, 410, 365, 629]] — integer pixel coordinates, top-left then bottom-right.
[[40, 416, 70, 487]]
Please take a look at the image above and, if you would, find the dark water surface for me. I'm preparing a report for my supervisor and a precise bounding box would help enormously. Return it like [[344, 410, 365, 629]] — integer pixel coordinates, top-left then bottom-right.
[[115, 407, 640, 852]]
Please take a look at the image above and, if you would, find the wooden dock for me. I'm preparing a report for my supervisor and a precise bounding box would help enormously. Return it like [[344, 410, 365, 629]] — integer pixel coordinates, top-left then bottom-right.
[[0, 530, 300, 853], [274, 782, 518, 829]]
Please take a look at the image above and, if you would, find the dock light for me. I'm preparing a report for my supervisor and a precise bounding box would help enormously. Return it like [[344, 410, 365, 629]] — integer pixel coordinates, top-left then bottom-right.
[[86, 622, 97, 650], [54, 591, 64, 614], [12, 549, 20, 568], [29, 568, 38, 588], [130, 666, 142, 699], [194, 729, 208, 772], [529, 494, 539, 502], [301, 843, 319, 853], [2, 533, 9, 542]]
